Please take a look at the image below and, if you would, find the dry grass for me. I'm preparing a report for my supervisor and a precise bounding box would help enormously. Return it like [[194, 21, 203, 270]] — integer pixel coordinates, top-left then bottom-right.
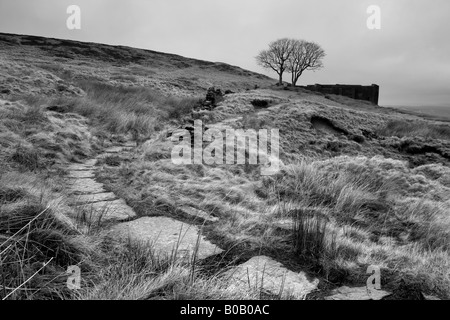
[[266, 157, 450, 296], [0, 172, 258, 300], [0, 200, 248, 301], [0, 96, 272, 300], [0, 172, 98, 300], [378, 119, 450, 141], [98, 135, 450, 298], [46, 80, 201, 143], [2, 31, 450, 300], [76, 237, 260, 300], [0, 98, 97, 174]]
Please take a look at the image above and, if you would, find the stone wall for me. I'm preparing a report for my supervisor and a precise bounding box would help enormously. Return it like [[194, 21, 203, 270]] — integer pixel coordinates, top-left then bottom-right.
[[303, 84, 379, 105]]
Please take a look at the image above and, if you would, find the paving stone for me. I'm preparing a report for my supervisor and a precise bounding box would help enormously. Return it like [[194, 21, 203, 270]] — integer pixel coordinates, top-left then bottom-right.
[[67, 165, 93, 172], [67, 170, 95, 179], [271, 218, 294, 230], [325, 286, 391, 300], [96, 152, 126, 160], [95, 153, 109, 159], [110, 217, 223, 260], [104, 146, 124, 153], [71, 192, 117, 204], [84, 159, 98, 166], [424, 295, 441, 300], [75, 199, 136, 222], [122, 141, 136, 148], [66, 158, 97, 171], [67, 178, 107, 194], [222, 256, 319, 299], [177, 206, 219, 223]]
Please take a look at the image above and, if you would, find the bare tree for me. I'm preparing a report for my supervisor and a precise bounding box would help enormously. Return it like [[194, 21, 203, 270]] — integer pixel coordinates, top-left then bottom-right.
[[256, 38, 295, 85], [287, 40, 325, 86]]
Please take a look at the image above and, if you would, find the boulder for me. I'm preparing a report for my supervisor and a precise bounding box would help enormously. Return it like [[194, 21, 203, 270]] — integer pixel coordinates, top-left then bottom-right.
[[110, 216, 223, 260], [325, 286, 391, 300], [222, 256, 319, 299]]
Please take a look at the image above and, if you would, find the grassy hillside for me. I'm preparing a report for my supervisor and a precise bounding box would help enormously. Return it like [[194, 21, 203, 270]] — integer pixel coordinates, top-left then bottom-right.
[[1, 33, 449, 300], [0, 33, 272, 98], [386, 105, 450, 123]]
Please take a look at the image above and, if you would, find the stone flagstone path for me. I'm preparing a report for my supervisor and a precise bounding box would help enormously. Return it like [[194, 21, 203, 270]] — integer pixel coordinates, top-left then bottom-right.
[[111, 216, 222, 260], [65, 142, 222, 260], [222, 256, 319, 299], [64, 140, 374, 300]]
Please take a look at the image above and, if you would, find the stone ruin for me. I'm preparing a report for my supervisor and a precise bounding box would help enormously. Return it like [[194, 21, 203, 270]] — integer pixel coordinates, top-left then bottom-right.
[[197, 87, 224, 111], [167, 87, 227, 140]]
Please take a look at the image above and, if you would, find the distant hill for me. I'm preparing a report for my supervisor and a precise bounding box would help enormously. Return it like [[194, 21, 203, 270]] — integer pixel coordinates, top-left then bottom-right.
[[386, 105, 450, 122], [0, 32, 273, 97]]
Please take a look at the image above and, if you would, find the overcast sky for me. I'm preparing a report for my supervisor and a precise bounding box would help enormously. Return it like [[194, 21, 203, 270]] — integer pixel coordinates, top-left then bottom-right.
[[1, 0, 449, 106]]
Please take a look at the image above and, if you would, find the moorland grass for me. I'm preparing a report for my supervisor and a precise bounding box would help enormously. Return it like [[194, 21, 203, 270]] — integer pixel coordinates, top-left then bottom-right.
[[378, 119, 450, 141]]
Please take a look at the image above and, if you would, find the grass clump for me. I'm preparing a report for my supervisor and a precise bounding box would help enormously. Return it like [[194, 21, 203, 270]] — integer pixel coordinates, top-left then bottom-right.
[[10, 145, 42, 171], [263, 156, 450, 296], [0, 173, 98, 300]]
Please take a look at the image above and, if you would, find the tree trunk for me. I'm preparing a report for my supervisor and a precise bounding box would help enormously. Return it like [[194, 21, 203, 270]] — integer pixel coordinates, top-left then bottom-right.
[[292, 71, 303, 87], [292, 73, 299, 87], [278, 73, 283, 85]]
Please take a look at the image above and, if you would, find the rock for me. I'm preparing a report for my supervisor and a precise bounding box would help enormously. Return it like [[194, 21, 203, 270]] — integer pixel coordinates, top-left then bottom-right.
[[67, 178, 107, 194], [67, 163, 96, 171], [177, 206, 219, 223], [67, 170, 95, 179], [71, 192, 117, 204], [424, 295, 441, 300], [110, 216, 223, 260], [325, 286, 391, 300], [222, 256, 319, 299], [75, 199, 136, 222], [120, 141, 137, 148], [83, 159, 98, 167], [204, 87, 224, 107], [103, 146, 124, 154], [272, 218, 294, 230]]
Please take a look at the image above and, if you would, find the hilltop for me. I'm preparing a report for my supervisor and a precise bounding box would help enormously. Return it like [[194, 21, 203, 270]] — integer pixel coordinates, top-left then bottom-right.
[[0, 32, 272, 97], [0, 33, 449, 301]]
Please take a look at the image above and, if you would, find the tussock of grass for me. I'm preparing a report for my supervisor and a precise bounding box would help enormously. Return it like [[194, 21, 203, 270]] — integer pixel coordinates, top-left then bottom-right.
[[77, 238, 256, 300], [0, 172, 99, 300], [10, 145, 42, 171], [290, 208, 337, 261], [264, 156, 450, 296]]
